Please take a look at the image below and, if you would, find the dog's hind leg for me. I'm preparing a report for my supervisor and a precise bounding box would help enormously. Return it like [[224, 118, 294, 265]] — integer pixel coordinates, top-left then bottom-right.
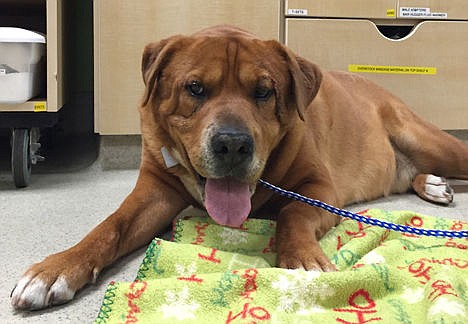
[[382, 102, 468, 203], [390, 149, 455, 204]]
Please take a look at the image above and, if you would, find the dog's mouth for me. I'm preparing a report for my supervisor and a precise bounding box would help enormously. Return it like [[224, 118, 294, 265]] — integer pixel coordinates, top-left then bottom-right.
[[197, 174, 254, 228]]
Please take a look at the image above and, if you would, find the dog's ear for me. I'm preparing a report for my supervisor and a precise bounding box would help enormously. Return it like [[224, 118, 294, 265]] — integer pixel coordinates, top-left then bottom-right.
[[292, 55, 323, 120], [267, 41, 322, 120], [141, 36, 183, 107]]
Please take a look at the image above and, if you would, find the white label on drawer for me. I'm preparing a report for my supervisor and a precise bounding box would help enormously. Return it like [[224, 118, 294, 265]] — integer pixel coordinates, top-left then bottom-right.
[[0, 69, 6, 75], [400, 7, 447, 19], [287, 8, 308, 16], [349, 64, 437, 75], [430, 12, 448, 19]]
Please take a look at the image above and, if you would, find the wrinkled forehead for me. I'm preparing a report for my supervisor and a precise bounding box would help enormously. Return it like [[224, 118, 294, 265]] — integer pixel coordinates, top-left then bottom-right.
[[167, 36, 284, 84]]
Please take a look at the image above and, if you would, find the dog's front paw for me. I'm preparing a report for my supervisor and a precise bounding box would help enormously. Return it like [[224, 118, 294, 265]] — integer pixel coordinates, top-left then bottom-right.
[[11, 252, 98, 310], [277, 241, 336, 272]]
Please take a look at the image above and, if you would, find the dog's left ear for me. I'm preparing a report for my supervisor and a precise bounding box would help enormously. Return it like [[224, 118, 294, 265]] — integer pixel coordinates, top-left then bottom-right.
[[141, 36, 184, 107], [292, 55, 323, 120], [267, 41, 323, 120]]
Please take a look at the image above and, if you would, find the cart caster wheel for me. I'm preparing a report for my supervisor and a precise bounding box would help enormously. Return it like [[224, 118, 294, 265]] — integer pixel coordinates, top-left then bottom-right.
[[11, 128, 32, 188]]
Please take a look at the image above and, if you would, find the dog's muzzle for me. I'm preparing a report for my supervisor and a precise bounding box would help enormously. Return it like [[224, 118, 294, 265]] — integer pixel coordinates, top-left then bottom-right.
[[197, 125, 256, 228]]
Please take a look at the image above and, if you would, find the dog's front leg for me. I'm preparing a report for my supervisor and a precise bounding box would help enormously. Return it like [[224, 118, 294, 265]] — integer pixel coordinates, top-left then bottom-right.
[[11, 168, 188, 310], [275, 182, 341, 271]]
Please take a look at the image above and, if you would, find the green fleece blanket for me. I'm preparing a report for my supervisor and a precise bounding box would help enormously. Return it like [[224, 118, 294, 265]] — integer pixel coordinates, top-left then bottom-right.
[[95, 209, 468, 323]]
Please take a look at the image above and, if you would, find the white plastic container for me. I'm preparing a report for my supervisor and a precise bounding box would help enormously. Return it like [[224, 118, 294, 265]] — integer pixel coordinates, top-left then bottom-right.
[[0, 27, 46, 104]]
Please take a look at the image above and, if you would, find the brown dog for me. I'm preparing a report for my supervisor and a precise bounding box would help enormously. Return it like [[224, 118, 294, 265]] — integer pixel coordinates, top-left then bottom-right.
[[11, 25, 468, 310]]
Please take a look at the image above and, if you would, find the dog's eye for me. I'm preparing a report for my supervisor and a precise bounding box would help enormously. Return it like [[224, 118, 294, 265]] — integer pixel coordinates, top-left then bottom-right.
[[254, 86, 273, 101], [186, 80, 206, 98]]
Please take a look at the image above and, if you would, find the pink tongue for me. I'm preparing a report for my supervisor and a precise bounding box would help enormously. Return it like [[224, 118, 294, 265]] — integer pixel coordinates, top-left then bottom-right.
[[205, 177, 251, 228]]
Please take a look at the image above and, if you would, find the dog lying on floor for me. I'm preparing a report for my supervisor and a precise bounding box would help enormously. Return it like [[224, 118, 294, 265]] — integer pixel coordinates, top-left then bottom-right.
[[11, 25, 468, 310]]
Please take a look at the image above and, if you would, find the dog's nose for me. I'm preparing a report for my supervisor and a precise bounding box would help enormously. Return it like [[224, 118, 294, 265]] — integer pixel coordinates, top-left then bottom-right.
[[211, 128, 254, 167]]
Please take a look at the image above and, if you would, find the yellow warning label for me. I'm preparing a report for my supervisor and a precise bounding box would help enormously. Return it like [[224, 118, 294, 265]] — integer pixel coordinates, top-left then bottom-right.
[[33, 102, 47, 112], [386, 9, 396, 17], [349, 64, 436, 75]]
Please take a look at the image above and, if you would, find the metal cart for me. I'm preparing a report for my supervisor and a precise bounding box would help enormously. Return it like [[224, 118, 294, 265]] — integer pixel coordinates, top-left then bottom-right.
[[1, 1, 65, 187]]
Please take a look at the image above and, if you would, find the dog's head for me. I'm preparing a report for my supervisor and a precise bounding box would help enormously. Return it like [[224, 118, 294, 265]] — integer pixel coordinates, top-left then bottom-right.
[[141, 25, 322, 227]]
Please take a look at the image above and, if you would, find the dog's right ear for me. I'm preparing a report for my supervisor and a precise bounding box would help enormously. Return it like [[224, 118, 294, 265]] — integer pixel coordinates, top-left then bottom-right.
[[141, 36, 183, 107]]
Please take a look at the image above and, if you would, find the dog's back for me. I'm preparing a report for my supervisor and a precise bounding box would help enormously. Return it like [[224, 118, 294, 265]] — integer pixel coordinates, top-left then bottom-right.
[[307, 69, 468, 206]]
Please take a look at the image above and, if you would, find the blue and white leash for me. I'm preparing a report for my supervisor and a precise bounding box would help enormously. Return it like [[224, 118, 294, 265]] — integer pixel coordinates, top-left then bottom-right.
[[259, 179, 468, 239]]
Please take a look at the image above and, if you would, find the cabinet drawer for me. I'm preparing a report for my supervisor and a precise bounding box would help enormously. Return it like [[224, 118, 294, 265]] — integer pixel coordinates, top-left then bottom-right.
[[286, 0, 396, 19], [398, 0, 468, 20], [94, 0, 281, 135], [286, 18, 468, 129]]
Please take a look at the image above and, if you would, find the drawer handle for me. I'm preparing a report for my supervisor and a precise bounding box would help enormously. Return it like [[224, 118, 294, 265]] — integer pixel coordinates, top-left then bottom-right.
[[376, 25, 414, 40]]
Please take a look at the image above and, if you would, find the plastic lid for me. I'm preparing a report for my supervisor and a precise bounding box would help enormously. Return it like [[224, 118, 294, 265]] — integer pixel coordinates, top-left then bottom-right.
[[0, 27, 45, 43]]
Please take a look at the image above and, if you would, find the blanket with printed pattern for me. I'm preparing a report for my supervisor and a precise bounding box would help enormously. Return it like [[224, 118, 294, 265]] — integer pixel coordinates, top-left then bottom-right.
[[95, 209, 468, 323]]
